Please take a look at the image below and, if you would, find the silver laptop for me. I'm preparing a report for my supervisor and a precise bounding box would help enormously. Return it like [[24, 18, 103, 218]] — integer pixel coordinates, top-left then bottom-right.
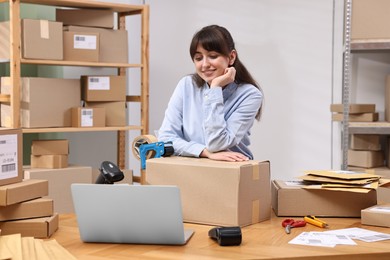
[[71, 183, 194, 245]]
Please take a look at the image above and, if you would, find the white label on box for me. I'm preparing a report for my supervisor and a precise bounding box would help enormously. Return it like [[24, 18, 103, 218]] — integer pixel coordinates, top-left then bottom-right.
[[73, 35, 97, 50], [369, 206, 390, 213], [285, 180, 305, 186], [81, 108, 93, 127], [0, 134, 18, 180], [40, 20, 49, 39], [88, 77, 110, 90]]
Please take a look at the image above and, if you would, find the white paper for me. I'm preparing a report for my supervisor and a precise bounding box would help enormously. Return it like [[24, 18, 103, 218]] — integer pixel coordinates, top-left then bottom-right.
[[288, 232, 356, 247], [81, 109, 93, 127], [325, 227, 390, 242]]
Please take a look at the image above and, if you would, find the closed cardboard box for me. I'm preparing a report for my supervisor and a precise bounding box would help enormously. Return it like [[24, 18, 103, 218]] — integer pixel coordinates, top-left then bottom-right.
[[24, 165, 92, 213], [31, 154, 68, 169], [85, 101, 126, 126], [0, 213, 58, 238], [65, 25, 128, 63], [0, 77, 81, 128], [0, 198, 53, 221], [146, 157, 271, 227], [81, 75, 126, 101], [350, 134, 381, 151], [361, 204, 390, 228], [63, 31, 99, 62], [348, 149, 384, 168], [271, 180, 377, 217], [31, 139, 69, 155], [0, 128, 22, 186], [72, 107, 105, 127], [330, 104, 376, 114], [56, 8, 114, 29], [0, 179, 48, 206], [332, 113, 379, 122], [22, 19, 63, 60]]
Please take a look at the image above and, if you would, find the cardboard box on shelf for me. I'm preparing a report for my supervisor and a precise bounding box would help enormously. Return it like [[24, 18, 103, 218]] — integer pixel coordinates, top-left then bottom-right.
[[0, 198, 53, 221], [0, 179, 48, 206], [65, 25, 128, 63], [31, 139, 69, 155], [71, 107, 105, 127], [348, 149, 384, 168], [332, 113, 379, 122], [361, 204, 390, 228], [21, 19, 63, 60], [0, 128, 22, 186], [85, 101, 126, 126], [0, 77, 81, 128], [31, 154, 68, 169], [146, 157, 271, 227], [330, 103, 376, 114], [24, 165, 92, 213], [352, 0, 390, 40], [0, 213, 58, 238], [81, 75, 126, 102], [350, 134, 381, 151], [63, 31, 99, 62], [56, 8, 114, 29], [271, 180, 377, 217]]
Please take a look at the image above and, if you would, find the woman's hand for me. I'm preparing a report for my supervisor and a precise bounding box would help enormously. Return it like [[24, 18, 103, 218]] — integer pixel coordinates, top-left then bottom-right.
[[200, 148, 249, 162], [210, 67, 236, 88]]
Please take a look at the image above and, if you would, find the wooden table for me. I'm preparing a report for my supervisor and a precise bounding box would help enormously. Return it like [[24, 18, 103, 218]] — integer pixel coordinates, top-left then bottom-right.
[[51, 213, 390, 259]]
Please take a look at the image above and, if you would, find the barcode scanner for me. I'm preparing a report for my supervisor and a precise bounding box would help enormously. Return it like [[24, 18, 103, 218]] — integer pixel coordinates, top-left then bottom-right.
[[208, 226, 242, 246], [95, 161, 124, 184]]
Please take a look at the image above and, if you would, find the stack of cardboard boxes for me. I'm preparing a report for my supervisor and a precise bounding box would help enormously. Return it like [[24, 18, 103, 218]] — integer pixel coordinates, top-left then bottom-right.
[[330, 103, 378, 122]]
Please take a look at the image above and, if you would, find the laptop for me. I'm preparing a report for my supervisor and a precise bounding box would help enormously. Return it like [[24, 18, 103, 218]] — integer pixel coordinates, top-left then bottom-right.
[[71, 183, 194, 245]]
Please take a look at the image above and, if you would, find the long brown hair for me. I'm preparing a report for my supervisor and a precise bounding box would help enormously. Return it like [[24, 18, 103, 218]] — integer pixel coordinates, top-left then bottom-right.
[[189, 25, 263, 120]]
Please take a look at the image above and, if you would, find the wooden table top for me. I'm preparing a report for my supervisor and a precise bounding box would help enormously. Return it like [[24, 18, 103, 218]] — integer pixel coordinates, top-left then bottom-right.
[[51, 213, 390, 259]]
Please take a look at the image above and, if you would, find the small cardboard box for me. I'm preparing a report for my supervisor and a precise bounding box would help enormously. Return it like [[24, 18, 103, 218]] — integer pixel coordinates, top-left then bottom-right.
[[56, 8, 114, 29], [71, 107, 105, 127], [330, 104, 376, 114], [146, 157, 271, 227], [31, 139, 69, 155], [63, 31, 99, 62], [361, 204, 390, 228], [348, 149, 384, 168], [0, 77, 81, 128], [22, 19, 63, 60], [85, 101, 126, 126], [378, 186, 390, 203], [332, 113, 379, 122], [81, 75, 126, 102], [0, 213, 58, 238], [31, 154, 68, 169], [65, 25, 128, 63], [0, 179, 48, 206], [0, 128, 23, 186], [271, 180, 377, 217], [0, 198, 53, 221], [350, 134, 381, 151], [24, 165, 92, 213]]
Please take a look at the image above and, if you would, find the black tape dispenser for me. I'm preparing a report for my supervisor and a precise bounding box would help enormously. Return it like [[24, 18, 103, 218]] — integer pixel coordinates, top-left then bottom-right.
[[208, 226, 242, 246], [95, 161, 124, 184]]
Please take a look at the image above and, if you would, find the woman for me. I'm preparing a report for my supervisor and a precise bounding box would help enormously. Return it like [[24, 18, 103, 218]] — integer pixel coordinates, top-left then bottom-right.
[[158, 25, 263, 162]]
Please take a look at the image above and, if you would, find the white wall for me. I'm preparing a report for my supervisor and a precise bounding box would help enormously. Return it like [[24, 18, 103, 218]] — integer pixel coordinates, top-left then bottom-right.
[[64, 0, 345, 181]]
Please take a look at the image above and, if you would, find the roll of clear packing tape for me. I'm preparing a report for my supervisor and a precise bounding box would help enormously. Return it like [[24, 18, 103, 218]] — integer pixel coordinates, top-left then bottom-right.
[[132, 135, 158, 160]]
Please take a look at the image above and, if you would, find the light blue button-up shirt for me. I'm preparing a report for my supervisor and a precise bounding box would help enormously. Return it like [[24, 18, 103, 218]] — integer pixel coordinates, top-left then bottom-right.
[[158, 75, 263, 159]]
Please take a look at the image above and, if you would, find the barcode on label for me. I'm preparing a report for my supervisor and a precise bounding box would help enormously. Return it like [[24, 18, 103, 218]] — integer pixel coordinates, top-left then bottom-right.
[[2, 163, 16, 173], [75, 36, 86, 41], [89, 77, 100, 83], [82, 110, 93, 116]]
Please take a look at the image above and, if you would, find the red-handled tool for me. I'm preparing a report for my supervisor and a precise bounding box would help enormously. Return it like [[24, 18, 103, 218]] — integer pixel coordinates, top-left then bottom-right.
[[282, 219, 306, 234]]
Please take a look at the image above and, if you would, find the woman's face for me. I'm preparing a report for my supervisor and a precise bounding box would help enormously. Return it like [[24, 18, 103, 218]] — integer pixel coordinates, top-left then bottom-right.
[[193, 45, 234, 85]]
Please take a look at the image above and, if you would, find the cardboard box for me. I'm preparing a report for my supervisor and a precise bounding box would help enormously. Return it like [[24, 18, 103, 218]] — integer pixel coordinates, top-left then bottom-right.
[[24, 165, 92, 213], [378, 186, 390, 203], [92, 168, 133, 184], [71, 107, 105, 127], [31, 139, 69, 155], [0, 179, 48, 206], [361, 204, 390, 227], [81, 75, 126, 101], [350, 134, 381, 151], [56, 8, 114, 29], [352, 0, 390, 40], [146, 157, 271, 227], [271, 180, 377, 217], [0, 213, 58, 238], [85, 101, 126, 126], [0, 128, 23, 186], [0, 77, 81, 128], [330, 104, 376, 114], [65, 25, 128, 63], [22, 19, 63, 60], [332, 113, 379, 122], [0, 21, 10, 59], [0, 198, 53, 221], [31, 155, 68, 169], [63, 31, 99, 62], [348, 149, 384, 168]]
